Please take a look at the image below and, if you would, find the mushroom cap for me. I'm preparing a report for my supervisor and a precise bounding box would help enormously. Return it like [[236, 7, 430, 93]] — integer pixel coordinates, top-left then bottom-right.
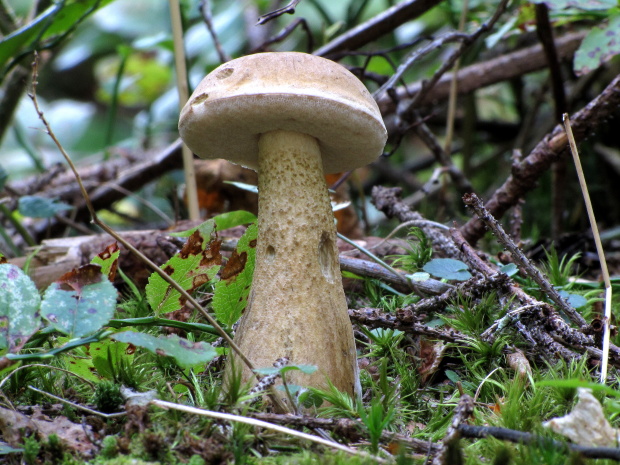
[[178, 52, 387, 174]]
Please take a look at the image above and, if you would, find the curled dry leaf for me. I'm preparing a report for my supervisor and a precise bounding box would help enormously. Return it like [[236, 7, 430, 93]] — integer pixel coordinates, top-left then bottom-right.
[[506, 349, 532, 380], [418, 339, 446, 384], [543, 388, 620, 447]]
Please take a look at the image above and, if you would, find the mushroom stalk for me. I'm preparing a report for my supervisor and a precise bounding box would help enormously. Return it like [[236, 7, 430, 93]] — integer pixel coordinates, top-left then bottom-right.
[[231, 129, 359, 401]]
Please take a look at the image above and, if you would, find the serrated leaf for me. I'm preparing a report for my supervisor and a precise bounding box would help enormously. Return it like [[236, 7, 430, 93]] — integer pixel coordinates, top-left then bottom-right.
[[91, 243, 120, 281], [574, 15, 620, 76], [169, 219, 216, 238], [213, 210, 257, 231], [146, 222, 222, 315], [18, 195, 73, 218], [0, 264, 41, 353], [111, 331, 216, 368], [212, 223, 257, 327], [423, 258, 472, 281], [40, 265, 117, 338]]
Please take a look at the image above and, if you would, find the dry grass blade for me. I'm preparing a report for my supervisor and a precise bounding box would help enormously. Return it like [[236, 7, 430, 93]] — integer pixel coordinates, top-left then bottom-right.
[[150, 399, 389, 463], [563, 113, 612, 383]]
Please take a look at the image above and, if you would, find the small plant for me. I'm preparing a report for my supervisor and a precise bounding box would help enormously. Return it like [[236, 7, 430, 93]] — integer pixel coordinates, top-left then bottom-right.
[[310, 380, 357, 418], [361, 327, 405, 358], [389, 227, 433, 273], [98, 436, 119, 459], [539, 248, 581, 289], [358, 396, 395, 454], [254, 362, 319, 413], [92, 380, 123, 413], [22, 436, 40, 465]]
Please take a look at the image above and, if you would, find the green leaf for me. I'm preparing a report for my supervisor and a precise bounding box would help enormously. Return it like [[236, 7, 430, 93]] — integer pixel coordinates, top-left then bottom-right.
[[146, 221, 221, 315], [90, 339, 135, 380], [558, 290, 588, 309], [254, 366, 281, 376], [423, 258, 472, 281], [169, 219, 216, 238], [407, 271, 431, 281], [0, 264, 41, 353], [500, 263, 519, 277], [111, 331, 216, 368], [40, 265, 117, 338], [254, 364, 318, 376], [0, 4, 61, 71], [298, 389, 324, 408], [530, 0, 615, 10], [90, 243, 120, 280], [0, 443, 23, 455], [18, 195, 73, 218], [213, 210, 257, 231], [281, 364, 318, 375], [0, 0, 115, 73], [212, 223, 257, 327], [574, 15, 620, 76], [445, 369, 461, 383]]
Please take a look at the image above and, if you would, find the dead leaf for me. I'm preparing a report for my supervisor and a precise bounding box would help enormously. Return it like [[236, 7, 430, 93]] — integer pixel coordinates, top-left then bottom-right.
[[56, 264, 103, 292], [0, 406, 95, 457], [220, 250, 247, 280], [543, 388, 620, 447], [506, 349, 532, 380], [418, 339, 446, 384]]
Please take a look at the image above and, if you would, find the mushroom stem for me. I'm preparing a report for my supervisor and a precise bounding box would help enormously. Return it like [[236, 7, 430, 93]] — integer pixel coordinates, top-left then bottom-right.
[[231, 129, 360, 405]]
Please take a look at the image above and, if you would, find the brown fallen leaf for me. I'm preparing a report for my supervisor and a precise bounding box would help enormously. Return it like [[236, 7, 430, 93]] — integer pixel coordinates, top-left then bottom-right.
[[543, 388, 620, 447], [0, 405, 96, 458]]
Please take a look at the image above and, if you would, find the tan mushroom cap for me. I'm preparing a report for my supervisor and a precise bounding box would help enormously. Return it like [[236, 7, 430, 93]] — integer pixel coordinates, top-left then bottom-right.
[[178, 52, 387, 174]]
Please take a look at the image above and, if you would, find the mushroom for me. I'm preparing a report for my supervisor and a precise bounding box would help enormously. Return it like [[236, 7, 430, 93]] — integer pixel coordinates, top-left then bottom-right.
[[178, 52, 387, 404]]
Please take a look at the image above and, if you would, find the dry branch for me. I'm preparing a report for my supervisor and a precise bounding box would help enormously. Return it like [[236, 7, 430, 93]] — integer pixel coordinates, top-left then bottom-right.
[[459, 72, 620, 244], [314, 0, 444, 57], [377, 32, 585, 115]]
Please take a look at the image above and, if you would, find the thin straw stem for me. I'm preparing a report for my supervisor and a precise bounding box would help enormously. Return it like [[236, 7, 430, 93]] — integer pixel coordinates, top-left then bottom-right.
[[563, 113, 612, 382]]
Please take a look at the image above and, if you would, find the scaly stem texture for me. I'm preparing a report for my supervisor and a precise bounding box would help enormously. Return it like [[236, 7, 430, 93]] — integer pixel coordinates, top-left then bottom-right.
[[231, 130, 359, 402]]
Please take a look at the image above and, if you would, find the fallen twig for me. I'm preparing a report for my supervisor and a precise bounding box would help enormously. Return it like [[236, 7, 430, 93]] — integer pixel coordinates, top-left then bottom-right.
[[460, 73, 620, 244], [458, 424, 620, 460], [377, 32, 585, 116], [372, 186, 461, 258], [314, 0, 443, 57], [250, 411, 440, 455], [256, 0, 302, 25], [462, 192, 586, 327], [433, 395, 474, 465], [151, 399, 388, 463], [348, 307, 468, 343]]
